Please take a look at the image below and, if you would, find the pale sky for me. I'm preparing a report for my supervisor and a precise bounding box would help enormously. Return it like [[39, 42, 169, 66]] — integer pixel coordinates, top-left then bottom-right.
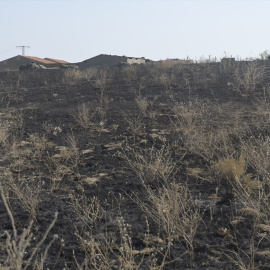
[[1, 0, 270, 63]]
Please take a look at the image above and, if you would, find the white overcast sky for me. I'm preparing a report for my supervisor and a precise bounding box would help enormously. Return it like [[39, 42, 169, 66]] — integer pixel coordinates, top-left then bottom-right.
[[1, 0, 270, 63]]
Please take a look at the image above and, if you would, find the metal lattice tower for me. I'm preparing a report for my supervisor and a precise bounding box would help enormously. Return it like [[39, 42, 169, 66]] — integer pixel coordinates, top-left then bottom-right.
[[16, 46, 30, 56]]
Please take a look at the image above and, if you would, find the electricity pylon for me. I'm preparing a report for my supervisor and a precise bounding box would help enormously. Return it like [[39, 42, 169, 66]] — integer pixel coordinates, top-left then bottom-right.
[[16, 46, 30, 56]]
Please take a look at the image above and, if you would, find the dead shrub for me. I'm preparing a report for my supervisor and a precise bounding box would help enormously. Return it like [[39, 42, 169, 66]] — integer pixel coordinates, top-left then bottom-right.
[[72, 103, 94, 129], [122, 143, 200, 260], [42, 122, 62, 136], [241, 135, 270, 189], [171, 99, 227, 161], [233, 61, 265, 92], [135, 96, 149, 117], [92, 68, 110, 126], [122, 65, 138, 85], [172, 100, 207, 141], [71, 194, 104, 232], [62, 69, 84, 85], [93, 68, 110, 91], [123, 114, 145, 143], [135, 181, 201, 261], [122, 144, 176, 184]]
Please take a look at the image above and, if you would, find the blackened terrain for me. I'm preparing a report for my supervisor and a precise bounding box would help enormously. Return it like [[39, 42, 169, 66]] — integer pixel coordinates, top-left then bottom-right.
[[0, 61, 270, 269]]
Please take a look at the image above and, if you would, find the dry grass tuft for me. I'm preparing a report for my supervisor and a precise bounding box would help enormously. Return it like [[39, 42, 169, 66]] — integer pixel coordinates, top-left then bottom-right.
[[215, 157, 261, 195], [215, 157, 245, 182]]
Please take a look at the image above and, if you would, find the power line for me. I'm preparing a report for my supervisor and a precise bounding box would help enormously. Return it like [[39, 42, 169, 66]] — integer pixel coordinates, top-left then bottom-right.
[[16, 46, 30, 56]]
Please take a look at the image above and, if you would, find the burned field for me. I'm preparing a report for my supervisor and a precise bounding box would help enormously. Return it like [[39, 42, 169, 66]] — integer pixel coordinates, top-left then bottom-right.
[[1, 60, 270, 269]]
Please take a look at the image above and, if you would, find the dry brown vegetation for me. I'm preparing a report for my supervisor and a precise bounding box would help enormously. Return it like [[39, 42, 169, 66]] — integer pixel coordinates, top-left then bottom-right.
[[1, 59, 270, 269]]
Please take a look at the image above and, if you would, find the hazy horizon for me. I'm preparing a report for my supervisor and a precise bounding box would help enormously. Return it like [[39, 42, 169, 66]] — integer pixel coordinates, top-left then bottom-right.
[[1, 0, 270, 63]]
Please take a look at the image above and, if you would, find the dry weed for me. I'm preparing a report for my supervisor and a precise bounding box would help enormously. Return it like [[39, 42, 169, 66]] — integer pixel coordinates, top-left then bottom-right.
[[0, 120, 10, 146], [73, 199, 173, 270], [72, 103, 93, 129], [62, 69, 84, 85], [122, 144, 176, 184], [172, 99, 208, 139], [233, 61, 265, 93], [171, 99, 232, 161], [10, 109, 25, 139], [7, 133, 53, 173], [123, 114, 145, 143], [1, 171, 42, 219], [135, 181, 201, 261], [135, 96, 149, 117], [66, 132, 80, 168], [122, 65, 138, 85], [71, 193, 104, 232], [241, 135, 270, 194], [42, 122, 62, 136], [45, 133, 80, 191], [0, 184, 58, 270]]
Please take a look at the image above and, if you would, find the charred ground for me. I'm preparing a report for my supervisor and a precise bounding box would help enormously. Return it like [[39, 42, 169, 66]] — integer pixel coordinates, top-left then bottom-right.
[[0, 60, 270, 269]]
